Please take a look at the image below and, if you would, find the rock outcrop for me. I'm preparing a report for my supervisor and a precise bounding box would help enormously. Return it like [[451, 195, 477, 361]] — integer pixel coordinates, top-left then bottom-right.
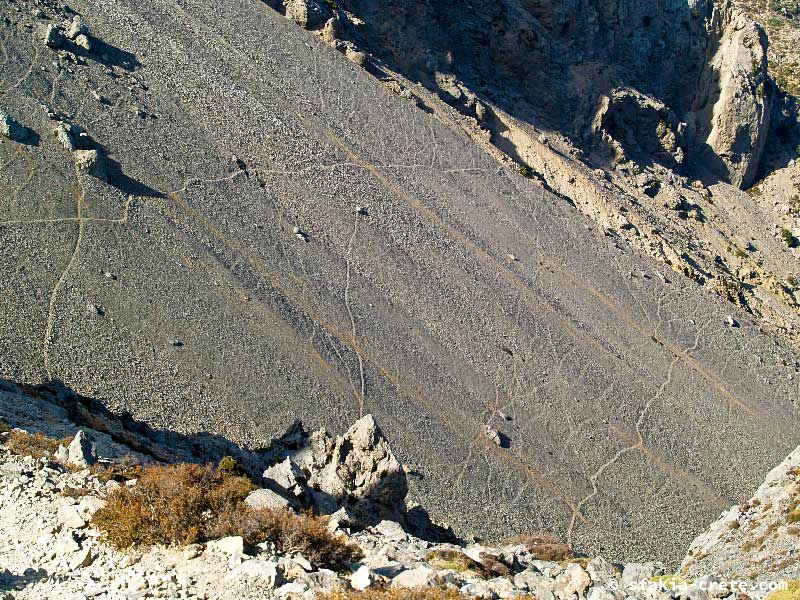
[[262, 415, 409, 526], [681, 444, 800, 582], [592, 88, 687, 169], [692, 8, 773, 188]]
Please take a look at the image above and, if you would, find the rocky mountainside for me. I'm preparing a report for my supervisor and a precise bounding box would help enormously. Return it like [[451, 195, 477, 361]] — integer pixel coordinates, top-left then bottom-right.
[[0, 381, 796, 598], [282, 0, 800, 348], [1, 0, 799, 569]]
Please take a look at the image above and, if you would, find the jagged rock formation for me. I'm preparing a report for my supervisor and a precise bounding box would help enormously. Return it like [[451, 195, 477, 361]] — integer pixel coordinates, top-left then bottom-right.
[[263, 415, 409, 520], [1, 0, 800, 567], [692, 8, 772, 188], [681, 444, 800, 582]]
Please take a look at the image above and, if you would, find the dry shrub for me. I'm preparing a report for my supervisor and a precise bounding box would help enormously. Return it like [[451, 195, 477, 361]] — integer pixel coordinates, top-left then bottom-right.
[[92, 461, 360, 570], [210, 506, 362, 569], [501, 533, 573, 561], [6, 430, 72, 459], [0, 420, 11, 434], [93, 462, 255, 548]]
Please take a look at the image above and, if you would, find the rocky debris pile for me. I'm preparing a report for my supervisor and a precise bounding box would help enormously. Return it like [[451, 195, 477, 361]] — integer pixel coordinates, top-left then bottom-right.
[[681, 445, 800, 582]]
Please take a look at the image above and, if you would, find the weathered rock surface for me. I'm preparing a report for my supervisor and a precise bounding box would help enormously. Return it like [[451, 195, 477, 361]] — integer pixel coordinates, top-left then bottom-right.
[[283, 0, 330, 30], [681, 444, 800, 582], [692, 8, 772, 188]]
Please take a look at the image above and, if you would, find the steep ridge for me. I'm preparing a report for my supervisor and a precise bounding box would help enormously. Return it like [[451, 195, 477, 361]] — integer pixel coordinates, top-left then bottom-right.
[[0, 0, 799, 566]]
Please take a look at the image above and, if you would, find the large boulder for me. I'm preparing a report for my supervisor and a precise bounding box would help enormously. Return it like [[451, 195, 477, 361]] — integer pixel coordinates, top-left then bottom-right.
[[691, 9, 772, 188], [303, 414, 408, 512]]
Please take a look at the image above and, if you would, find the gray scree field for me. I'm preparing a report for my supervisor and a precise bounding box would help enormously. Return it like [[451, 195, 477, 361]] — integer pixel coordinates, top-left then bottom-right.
[[0, 0, 798, 565]]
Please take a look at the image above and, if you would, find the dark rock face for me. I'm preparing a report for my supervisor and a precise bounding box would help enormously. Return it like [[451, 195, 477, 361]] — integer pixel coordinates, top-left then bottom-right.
[[329, 0, 775, 187]]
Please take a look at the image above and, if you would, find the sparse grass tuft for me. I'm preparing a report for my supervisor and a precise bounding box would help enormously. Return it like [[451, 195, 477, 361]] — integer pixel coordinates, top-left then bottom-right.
[[5, 430, 72, 459], [426, 549, 486, 575]]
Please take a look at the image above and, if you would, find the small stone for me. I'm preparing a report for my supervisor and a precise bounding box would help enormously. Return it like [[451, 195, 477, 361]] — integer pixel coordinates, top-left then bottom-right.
[[284, 0, 331, 29], [484, 425, 501, 446], [275, 582, 309, 598], [74, 34, 91, 51], [345, 48, 367, 67], [206, 536, 245, 556], [244, 488, 292, 510], [263, 457, 306, 497], [586, 556, 616, 584], [57, 504, 86, 529], [227, 559, 284, 587], [0, 462, 24, 477], [0, 112, 25, 142], [66, 431, 97, 469], [390, 565, 435, 588], [291, 555, 313, 572], [54, 532, 81, 555], [77, 496, 105, 520], [621, 562, 664, 590], [350, 565, 373, 591], [725, 315, 739, 328], [68, 547, 93, 570], [356, 205, 368, 216], [73, 149, 106, 179], [327, 506, 356, 533], [556, 562, 591, 597], [66, 16, 87, 40], [183, 544, 203, 560], [374, 520, 407, 541], [54, 123, 76, 151]]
